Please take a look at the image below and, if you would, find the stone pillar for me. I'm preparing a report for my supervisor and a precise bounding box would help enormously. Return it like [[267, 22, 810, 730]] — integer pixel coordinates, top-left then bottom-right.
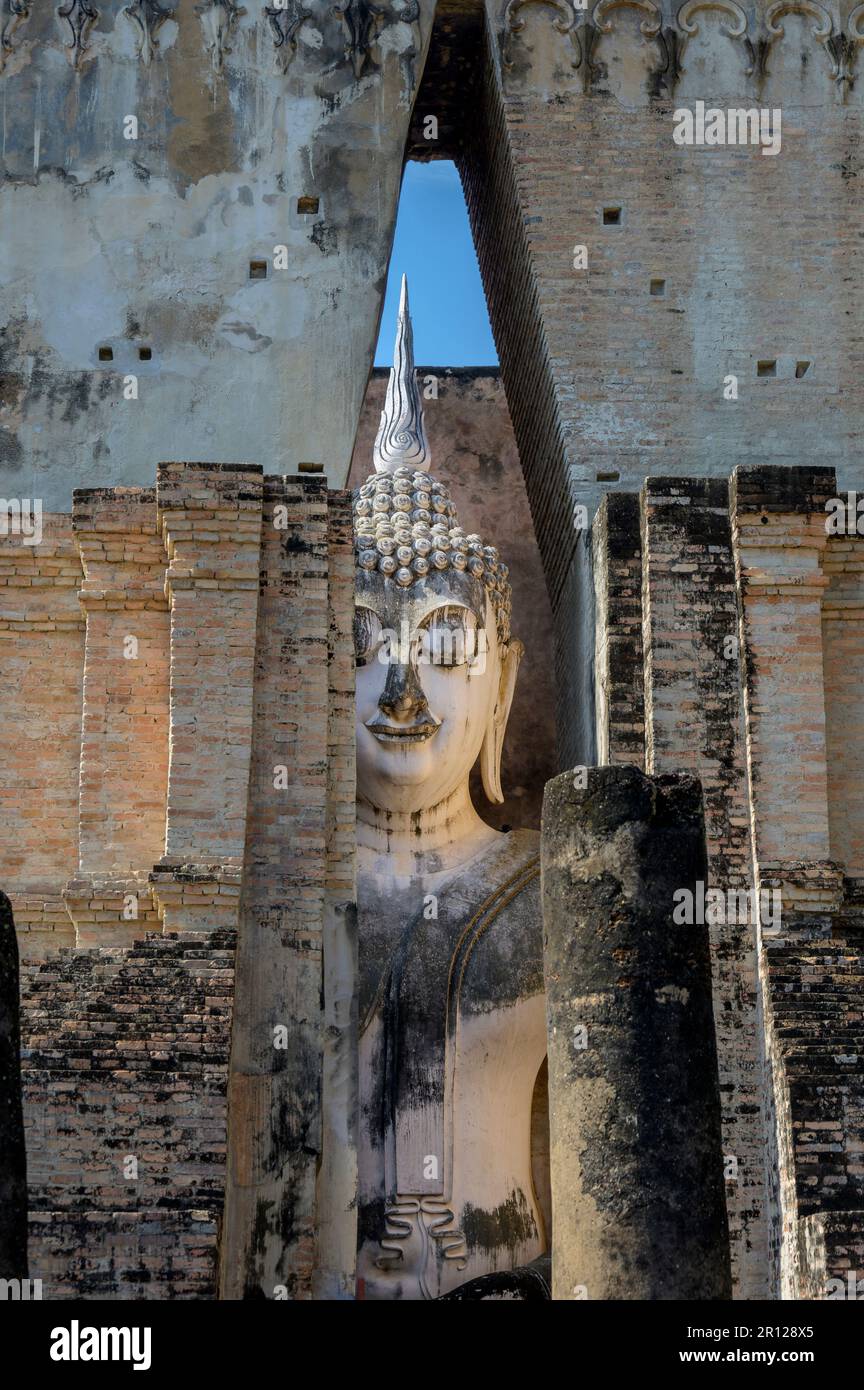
[[541, 764, 731, 1301], [0, 892, 27, 1279], [64, 487, 169, 946], [153, 463, 263, 934]]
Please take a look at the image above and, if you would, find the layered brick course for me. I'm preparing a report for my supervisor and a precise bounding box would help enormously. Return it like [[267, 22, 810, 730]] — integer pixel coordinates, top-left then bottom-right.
[[592, 493, 644, 768], [763, 938, 864, 1298], [21, 930, 235, 1299]]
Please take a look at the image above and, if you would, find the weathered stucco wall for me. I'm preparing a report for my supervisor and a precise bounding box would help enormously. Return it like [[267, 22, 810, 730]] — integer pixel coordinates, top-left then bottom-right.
[[351, 367, 557, 830], [0, 0, 437, 510], [465, 0, 864, 591], [459, 0, 864, 768]]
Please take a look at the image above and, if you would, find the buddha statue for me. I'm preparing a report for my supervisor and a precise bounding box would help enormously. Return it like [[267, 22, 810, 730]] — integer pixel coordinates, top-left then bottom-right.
[[353, 278, 549, 1300]]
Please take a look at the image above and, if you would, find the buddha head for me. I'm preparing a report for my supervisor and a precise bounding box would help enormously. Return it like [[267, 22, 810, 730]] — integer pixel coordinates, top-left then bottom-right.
[[353, 278, 522, 817]]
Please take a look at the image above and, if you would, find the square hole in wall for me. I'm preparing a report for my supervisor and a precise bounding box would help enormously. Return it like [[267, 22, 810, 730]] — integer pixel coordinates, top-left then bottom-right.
[[757, 359, 777, 377], [795, 360, 812, 378], [596, 470, 620, 483], [249, 260, 267, 280], [298, 461, 324, 474], [98, 346, 113, 362], [297, 196, 319, 215], [138, 346, 152, 362], [602, 207, 622, 226], [650, 279, 666, 297]]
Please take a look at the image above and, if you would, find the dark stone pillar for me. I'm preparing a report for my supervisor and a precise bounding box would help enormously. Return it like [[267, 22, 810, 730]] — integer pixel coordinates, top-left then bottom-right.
[[0, 892, 27, 1279], [541, 766, 730, 1300]]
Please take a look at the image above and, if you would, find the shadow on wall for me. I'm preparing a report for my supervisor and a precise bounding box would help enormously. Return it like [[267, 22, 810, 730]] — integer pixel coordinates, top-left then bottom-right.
[[350, 368, 556, 831]]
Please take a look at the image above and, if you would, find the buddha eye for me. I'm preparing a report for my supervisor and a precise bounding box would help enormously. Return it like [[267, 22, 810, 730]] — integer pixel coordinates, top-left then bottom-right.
[[353, 607, 383, 668], [419, 605, 481, 668]]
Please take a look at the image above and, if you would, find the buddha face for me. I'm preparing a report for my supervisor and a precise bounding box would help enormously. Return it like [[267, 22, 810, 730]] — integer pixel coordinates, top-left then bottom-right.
[[354, 567, 511, 815]]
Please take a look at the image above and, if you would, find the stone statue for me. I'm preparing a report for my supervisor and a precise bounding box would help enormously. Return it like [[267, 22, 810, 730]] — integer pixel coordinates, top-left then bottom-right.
[[353, 277, 549, 1300]]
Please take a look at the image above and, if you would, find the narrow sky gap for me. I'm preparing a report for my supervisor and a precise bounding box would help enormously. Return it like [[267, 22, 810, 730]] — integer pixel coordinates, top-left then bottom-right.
[[374, 161, 498, 368]]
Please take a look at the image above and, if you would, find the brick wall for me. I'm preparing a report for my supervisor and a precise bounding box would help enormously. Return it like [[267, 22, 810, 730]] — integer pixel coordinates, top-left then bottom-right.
[[461, 0, 864, 765], [0, 463, 356, 1299], [21, 931, 235, 1299], [470, 0, 864, 549], [763, 938, 864, 1298], [592, 462, 864, 1299]]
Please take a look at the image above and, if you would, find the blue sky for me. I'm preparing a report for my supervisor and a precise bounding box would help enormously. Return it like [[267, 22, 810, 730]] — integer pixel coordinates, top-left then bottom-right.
[[374, 161, 498, 367]]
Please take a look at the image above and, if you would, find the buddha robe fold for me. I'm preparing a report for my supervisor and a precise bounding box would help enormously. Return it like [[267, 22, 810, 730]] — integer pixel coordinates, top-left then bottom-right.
[[356, 829, 547, 1300]]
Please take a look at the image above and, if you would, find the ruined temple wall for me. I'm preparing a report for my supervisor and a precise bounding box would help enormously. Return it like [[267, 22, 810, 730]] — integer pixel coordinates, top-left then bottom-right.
[[0, 0, 438, 510], [593, 475, 766, 1297], [0, 464, 355, 1299], [593, 461, 864, 1299], [462, 0, 864, 762], [473, 0, 864, 535]]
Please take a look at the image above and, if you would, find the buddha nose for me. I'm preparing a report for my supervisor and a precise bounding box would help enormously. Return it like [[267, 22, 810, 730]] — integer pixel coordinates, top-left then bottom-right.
[[379, 658, 428, 720]]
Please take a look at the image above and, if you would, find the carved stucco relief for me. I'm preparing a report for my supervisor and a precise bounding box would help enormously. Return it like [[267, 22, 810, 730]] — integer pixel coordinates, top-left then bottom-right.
[[123, 0, 173, 66], [0, 0, 30, 74], [0, 0, 420, 79], [499, 0, 864, 101]]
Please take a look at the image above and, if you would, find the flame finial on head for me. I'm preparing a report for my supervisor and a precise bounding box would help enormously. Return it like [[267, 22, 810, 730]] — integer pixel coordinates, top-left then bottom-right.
[[373, 275, 431, 476], [355, 276, 512, 645]]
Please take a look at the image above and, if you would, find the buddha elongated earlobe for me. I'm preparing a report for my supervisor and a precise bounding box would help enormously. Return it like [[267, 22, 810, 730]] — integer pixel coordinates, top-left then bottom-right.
[[480, 639, 523, 805]]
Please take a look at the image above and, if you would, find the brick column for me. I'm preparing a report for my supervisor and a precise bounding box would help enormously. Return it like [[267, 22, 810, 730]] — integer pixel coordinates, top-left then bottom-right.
[[0, 518, 84, 954], [731, 466, 843, 928], [822, 529, 864, 883], [153, 463, 263, 934], [64, 488, 169, 946], [221, 477, 357, 1301], [640, 476, 766, 1298], [592, 493, 644, 768]]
